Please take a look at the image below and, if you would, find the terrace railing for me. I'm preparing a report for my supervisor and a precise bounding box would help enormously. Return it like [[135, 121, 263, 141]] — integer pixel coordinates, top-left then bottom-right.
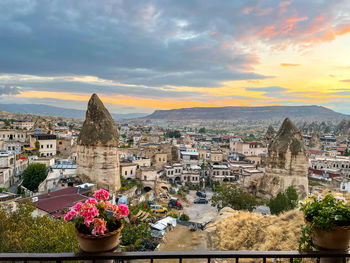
[[0, 250, 349, 263]]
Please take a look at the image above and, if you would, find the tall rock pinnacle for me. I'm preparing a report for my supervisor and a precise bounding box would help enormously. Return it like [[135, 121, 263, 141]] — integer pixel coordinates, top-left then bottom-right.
[[264, 125, 276, 144], [77, 93, 119, 147], [76, 93, 121, 192], [258, 117, 309, 198], [268, 118, 307, 156]]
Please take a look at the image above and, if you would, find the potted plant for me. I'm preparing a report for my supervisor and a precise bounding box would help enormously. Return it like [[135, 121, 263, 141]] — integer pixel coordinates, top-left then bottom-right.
[[64, 189, 129, 253], [299, 194, 350, 260]]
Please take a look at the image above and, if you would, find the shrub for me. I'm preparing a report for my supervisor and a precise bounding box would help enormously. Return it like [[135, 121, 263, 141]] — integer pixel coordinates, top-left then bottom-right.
[[180, 213, 190, 221]]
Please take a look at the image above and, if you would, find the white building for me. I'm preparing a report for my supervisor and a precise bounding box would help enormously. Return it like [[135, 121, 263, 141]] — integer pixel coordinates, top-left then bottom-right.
[[0, 129, 27, 142], [182, 170, 200, 185], [310, 157, 350, 178], [180, 151, 199, 167], [38, 164, 77, 193], [13, 121, 34, 130], [30, 134, 57, 157], [120, 163, 137, 179], [164, 163, 183, 181]]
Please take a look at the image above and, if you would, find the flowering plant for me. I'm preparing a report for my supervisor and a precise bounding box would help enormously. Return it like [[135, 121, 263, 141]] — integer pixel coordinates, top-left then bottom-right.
[[64, 189, 129, 235]]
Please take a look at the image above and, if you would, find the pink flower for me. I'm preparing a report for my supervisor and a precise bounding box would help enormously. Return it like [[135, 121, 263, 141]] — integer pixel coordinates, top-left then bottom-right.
[[85, 198, 98, 205], [91, 218, 107, 235], [73, 202, 83, 213], [64, 210, 76, 221], [93, 189, 109, 201], [81, 206, 99, 226], [118, 204, 129, 217]]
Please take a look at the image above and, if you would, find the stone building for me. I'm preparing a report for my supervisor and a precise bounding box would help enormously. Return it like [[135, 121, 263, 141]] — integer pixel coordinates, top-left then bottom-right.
[[258, 118, 309, 198], [76, 94, 121, 192]]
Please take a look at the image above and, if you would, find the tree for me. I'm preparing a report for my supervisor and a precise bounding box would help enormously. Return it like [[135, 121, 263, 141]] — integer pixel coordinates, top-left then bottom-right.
[[268, 192, 289, 215], [165, 130, 181, 138], [34, 141, 40, 157], [211, 184, 257, 211], [285, 186, 298, 209], [199, 127, 206, 133], [22, 163, 47, 191], [120, 221, 153, 251], [268, 186, 299, 215], [0, 203, 78, 252]]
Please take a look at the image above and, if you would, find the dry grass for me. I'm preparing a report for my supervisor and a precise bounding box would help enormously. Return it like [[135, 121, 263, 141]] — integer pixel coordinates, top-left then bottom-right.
[[205, 209, 308, 263]]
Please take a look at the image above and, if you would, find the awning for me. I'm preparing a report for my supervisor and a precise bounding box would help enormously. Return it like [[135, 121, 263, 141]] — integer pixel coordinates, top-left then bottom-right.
[[24, 147, 36, 151]]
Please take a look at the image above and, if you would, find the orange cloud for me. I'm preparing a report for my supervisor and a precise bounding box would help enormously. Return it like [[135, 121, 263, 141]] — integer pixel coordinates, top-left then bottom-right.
[[280, 63, 301, 67], [279, 1, 291, 8], [336, 24, 350, 36]]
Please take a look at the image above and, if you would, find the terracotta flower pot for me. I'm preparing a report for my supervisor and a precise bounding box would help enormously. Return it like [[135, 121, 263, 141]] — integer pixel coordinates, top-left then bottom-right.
[[75, 226, 123, 253], [312, 225, 350, 250]]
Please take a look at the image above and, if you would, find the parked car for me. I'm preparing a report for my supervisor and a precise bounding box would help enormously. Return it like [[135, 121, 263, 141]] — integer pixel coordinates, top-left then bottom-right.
[[194, 198, 208, 204], [196, 191, 206, 198], [168, 197, 183, 209], [150, 205, 168, 213]]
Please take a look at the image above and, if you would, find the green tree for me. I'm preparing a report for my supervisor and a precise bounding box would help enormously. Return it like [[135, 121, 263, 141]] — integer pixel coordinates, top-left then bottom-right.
[[165, 130, 181, 138], [268, 192, 289, 215], [198, 127, 206, 133], [120, 221, 152, 251], [22, 163, 47, 191], [0, 203, 78, 252], [285, 186, 298, 209], [211, 184, 257, 211], [268, 186, 299, 215]]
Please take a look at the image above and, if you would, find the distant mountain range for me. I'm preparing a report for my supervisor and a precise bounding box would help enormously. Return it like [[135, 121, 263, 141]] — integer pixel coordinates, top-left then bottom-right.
[[0, 104, 148, 120], [143, 105, 350, 121]]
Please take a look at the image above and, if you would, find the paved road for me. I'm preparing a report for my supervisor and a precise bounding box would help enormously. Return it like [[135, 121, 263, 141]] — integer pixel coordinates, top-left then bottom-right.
[[8, 179, 22, 194], [183, 190, 218, 224]]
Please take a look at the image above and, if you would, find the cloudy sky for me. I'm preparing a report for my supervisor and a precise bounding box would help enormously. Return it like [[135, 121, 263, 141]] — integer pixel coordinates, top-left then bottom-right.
[[1, 0, 350, 114]]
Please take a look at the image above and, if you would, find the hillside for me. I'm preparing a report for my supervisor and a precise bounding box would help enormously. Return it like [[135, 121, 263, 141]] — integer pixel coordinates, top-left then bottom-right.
[[144, 105, 349, 121], [0, 104, 147, 120]]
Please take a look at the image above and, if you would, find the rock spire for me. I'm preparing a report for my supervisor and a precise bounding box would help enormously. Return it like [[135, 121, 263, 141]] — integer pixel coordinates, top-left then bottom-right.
[[76, 94, 121, 192], [77, 93, 119, 147], [258, 118, 309, 198]]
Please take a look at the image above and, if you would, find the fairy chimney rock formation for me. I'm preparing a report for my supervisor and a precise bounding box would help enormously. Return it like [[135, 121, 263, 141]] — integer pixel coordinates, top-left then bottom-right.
[[308, 132, 322, 150], [77, 93, 121, 192], [258, 118, 309, 198], [265, 125, 276, 144]]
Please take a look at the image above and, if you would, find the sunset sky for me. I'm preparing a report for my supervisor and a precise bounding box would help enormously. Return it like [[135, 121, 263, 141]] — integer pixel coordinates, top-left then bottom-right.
[[1, 0, 350, 114]]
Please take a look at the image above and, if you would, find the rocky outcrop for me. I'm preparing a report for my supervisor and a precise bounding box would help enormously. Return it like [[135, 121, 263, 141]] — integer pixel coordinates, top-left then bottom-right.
[[258, 118, 309, 198], [264, 125, 276, 144], [76, 94, 121, 192], [309, 132, 322, 150]]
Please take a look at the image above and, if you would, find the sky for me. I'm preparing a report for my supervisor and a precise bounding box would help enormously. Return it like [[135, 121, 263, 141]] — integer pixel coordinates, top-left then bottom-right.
[[1, 0, 350, 114]]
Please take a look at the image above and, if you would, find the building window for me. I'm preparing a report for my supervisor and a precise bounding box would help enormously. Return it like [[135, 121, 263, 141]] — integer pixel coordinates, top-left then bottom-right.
[[41, 145, 43, 149], [125, 171, 127, 176], [130, 170, 133, 175]]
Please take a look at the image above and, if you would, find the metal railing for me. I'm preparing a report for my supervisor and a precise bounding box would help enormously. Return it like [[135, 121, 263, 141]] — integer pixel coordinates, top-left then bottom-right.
[[0, 250, 349, 262]]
